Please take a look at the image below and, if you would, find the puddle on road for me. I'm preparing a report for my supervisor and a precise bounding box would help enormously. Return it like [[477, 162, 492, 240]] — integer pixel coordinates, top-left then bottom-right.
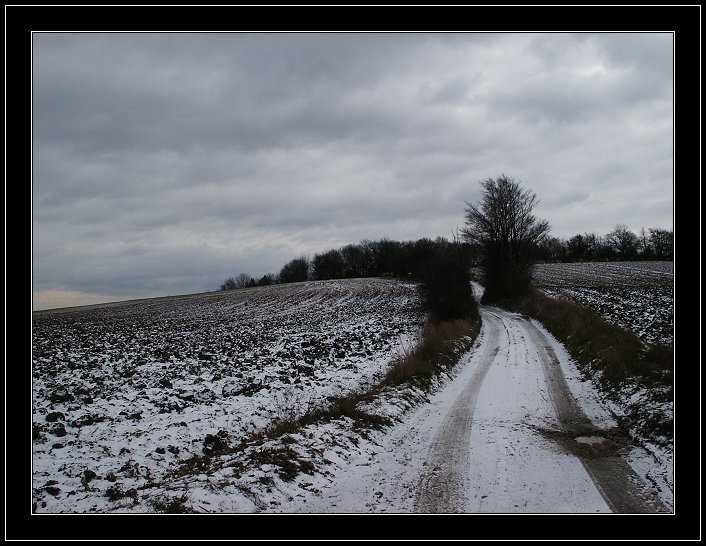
[[528, 424, 629, 459], [574, 436, 607, 445]]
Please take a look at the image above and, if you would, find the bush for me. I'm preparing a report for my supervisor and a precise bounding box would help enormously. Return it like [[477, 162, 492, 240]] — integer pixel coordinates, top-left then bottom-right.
[[480, 260, 533, 303], [419, 242, 479, 323]]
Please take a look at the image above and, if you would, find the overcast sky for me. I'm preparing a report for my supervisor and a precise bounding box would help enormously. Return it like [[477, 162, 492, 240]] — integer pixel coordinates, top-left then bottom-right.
[[32, 32, 673, 310]]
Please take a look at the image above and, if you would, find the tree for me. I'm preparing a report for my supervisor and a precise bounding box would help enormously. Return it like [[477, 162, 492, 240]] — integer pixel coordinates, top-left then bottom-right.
[[648, 228, 673, 260], [358, 239, 377, 277], [582, 232, 601, 261], [537, 236, 567, 263], [566, 234, 588, 262], [605, 224, 639, 260], [235, 273, 253, 289], [340, 244, 365, 278], [312, 249, 344, 280], [461, 175, 550, 301], [220, 277, 238, 291], [637, 227, 652, 259], [279, 256, 310, 283], [257, 273, 276, 286], [220, 273, 255, 290]]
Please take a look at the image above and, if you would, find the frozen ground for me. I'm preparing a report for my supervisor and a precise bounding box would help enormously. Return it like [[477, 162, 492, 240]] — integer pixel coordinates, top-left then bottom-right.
[[32, 278, 672, 514], [32, 278, 424, 513], [532, 261, 673, 346]]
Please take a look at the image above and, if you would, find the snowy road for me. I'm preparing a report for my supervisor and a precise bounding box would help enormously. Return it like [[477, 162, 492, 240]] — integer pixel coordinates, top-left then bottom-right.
[[290, 303, 670, 513], [415, 306, 666, 513]]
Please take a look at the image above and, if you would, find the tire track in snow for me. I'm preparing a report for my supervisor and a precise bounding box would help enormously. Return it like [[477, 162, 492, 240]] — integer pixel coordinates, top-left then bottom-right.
[[413, 311, 501, 513], [520, 319, 669, 513], [414, 304, 667, 514]]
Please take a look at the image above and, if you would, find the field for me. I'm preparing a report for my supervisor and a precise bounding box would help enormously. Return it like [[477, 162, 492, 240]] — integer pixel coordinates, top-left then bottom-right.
[[32, 278, 425, 513], [532, 262, 673, 346], [31, 264, 674, 514]]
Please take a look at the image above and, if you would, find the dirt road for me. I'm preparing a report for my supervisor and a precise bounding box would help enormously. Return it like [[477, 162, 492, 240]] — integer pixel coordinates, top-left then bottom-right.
[[287, 298, 671, 514], [413, 305, 668, 513]]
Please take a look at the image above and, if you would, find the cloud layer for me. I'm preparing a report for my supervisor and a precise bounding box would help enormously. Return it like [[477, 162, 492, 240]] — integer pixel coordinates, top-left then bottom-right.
[[32, 33, 673, 309]]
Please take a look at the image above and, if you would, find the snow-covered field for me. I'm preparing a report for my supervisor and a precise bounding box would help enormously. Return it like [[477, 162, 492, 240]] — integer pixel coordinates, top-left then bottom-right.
[[32, 274, 672, 515], [532, 261, 674, 346], [32, 278, 425, 513]]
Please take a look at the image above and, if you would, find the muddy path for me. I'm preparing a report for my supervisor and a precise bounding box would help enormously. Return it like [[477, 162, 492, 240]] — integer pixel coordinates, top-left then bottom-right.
[[414, 305, 668, 513]]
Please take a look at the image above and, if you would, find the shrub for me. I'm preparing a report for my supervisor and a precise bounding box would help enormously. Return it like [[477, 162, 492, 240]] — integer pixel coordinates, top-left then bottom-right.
[[415, 238, 479, 323]]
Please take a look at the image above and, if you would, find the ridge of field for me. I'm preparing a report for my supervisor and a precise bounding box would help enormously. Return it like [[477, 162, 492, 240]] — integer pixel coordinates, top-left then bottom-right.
[[532, 261, 673, 346], [32, 278, 425, 513]]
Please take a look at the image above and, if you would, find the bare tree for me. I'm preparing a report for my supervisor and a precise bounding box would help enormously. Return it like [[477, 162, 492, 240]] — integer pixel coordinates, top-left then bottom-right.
[[220, 277, 238, 291], [638, 227, 651, 258], [312, 249, 344, 280], [220, 273, 254, 290], [605, 224, 639, 260], [538, 236, 567, 263], [279, 256, 310, 284], [582, 232, 601, 260], [461, 175, 549, 301], [235, 273, 253, 289], [648, 228, 673, 260]]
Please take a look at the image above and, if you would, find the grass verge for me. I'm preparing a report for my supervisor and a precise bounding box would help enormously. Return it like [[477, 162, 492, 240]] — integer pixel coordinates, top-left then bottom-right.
[[379, 319, 480, 391], [503, 287, 673, 448]]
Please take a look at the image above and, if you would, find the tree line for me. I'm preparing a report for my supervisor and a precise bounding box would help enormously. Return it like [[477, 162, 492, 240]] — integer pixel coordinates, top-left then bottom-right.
[[460, 175, 672, 302], [535, 224, 673, 264], [221, 237, 478, 322], [223, 237, 475, 287], [219, 272, 277, 291], [221, 225, 672, 295], [221, 174, 672, 307]]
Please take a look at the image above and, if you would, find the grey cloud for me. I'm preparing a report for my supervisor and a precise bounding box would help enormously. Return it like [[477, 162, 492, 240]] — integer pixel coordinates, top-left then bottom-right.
[[486, 33, 671, 126], [545, 190, 591, 208], [34, 33, 429, 156], [32, 32, 674, 308], [591, 33, 672, 73]]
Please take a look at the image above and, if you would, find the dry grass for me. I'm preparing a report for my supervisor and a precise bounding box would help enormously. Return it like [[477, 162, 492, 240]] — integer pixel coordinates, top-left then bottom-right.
[[508, 288, 673, 388], [381, 319, 480, 390], [268, 393, 391, 439]]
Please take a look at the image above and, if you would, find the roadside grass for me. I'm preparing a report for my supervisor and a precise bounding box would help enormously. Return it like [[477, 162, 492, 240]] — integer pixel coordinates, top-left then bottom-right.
[[143, 275, 671, 511], [268, 392, 392, 438], [379, 319, 480, 391], [503, 287, 673, 448]]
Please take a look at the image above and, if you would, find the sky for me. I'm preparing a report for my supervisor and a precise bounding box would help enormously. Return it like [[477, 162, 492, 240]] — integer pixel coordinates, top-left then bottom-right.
[[32, 32, 674, 310]]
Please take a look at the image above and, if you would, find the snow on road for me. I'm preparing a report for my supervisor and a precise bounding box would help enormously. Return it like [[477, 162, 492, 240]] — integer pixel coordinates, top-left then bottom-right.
[[285, 300, 671, 514]]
